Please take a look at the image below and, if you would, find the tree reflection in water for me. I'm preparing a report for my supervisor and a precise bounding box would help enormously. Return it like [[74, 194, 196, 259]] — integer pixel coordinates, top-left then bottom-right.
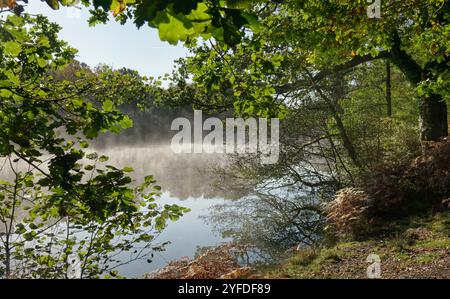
[[203, 184, 326, 265]]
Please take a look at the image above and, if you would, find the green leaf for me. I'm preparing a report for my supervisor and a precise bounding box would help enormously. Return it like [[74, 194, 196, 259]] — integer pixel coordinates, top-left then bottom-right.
[[102, 100, 114, 112], [80, 141, 89, 148], [36, 57, 48, 68], [122, 166, 134, 173], [99, 155, 109, 162], [86, 153, 99, 160], [45, 0, 60, 9], [7, 15, 24, 27], [0, 179, 12, 186], [157, 13, 194, 45], [119, 115, 133, 128], [0, 89, 13, 98], [37, 36, 51, 48], [4, 41, 21, 56]]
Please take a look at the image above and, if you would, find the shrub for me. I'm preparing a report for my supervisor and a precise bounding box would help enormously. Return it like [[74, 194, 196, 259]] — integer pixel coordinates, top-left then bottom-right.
[[325, 188, 373, 237], [326, 141, 450, 238]]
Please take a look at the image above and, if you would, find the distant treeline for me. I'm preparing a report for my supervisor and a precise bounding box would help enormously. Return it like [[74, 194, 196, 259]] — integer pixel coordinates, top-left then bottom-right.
[[51, 61, 226, 148], [93, 104, 195, 147]]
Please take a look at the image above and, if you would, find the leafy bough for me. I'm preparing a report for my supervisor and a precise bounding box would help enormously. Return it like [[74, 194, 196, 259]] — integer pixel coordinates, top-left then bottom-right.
[[0, 13, 189, 278]]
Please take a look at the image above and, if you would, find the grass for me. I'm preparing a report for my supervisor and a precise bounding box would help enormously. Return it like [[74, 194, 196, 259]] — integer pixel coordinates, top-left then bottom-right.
[[260, 211, 449, 279], [289, 249, 317, 266], [263, 245, 359, 278], [416, 252, 441, 265]]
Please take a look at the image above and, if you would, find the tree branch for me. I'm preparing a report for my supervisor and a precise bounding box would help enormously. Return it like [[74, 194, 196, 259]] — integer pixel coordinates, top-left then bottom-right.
[[276, 51, 391, 93], [389, 31, 423, 85]]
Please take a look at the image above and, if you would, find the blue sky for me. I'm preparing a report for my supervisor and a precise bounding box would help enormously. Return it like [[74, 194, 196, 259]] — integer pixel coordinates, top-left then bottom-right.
[[26, 1, 188, 78]]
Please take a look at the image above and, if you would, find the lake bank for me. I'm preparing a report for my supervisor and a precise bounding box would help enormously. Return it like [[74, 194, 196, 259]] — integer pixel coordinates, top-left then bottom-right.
[[256, 211, 450, 279]]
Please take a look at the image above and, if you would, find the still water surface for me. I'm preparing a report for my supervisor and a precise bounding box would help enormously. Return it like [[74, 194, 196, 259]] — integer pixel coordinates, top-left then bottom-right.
[[96, 145, 235, 278]]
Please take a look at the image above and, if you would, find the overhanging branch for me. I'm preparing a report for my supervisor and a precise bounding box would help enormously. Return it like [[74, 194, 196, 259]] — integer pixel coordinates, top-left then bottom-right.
[[276, 51, 391, 94]]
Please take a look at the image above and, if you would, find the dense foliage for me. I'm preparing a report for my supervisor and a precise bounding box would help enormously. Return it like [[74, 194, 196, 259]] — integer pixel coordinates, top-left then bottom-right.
[[3, 0, 260, 45], [0, 13, 188, 278]]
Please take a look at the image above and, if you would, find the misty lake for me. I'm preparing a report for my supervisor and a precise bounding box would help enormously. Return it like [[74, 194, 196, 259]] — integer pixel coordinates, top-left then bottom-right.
[[0, 140, 316, 278], [92, 145, 237, 278]]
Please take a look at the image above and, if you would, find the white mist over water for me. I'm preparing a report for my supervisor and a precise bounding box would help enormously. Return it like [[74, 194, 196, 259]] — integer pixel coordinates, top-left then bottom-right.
[[96, 144, 230, 199], [0, 143, 237, 277], [95, 144, 235, 277], [81, 144, 235, 277]]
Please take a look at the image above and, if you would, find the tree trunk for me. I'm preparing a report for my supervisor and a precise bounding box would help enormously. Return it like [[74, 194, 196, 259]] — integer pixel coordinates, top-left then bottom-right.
[[389, 32, 448, 142], [419, 94, 448, 141], [386, 61, 392, 117], [5, 246, 11, 279], [314, 85, 361, 168]]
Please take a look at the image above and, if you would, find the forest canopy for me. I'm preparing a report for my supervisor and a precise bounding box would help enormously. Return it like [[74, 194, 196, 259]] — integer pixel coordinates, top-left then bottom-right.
[[18, 0, 448, 142]]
